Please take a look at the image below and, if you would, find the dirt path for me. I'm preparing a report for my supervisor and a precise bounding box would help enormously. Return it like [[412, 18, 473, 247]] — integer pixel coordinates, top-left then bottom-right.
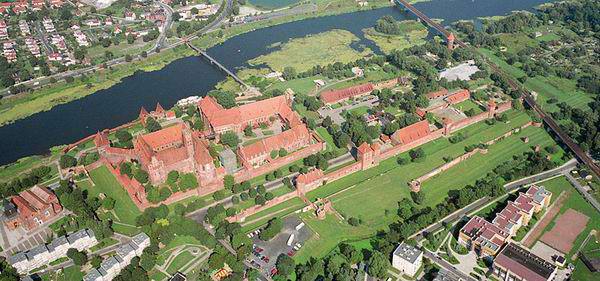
[[522, 190, 570, 247]]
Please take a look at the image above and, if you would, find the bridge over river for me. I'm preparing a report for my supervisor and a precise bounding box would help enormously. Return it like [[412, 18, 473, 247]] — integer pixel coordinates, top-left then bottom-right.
[[186, 42, 252, 89]]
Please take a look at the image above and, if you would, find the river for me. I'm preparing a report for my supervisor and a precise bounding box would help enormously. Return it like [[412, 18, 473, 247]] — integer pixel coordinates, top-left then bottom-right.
[[0, 0, 553, 166]]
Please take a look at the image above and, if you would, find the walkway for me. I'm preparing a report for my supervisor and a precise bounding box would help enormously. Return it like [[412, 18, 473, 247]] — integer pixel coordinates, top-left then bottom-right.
[[563, 171, 600, 213]]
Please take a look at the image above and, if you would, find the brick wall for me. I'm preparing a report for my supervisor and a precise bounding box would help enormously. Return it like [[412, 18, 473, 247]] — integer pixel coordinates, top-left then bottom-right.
[[227, 190, 300, 223]]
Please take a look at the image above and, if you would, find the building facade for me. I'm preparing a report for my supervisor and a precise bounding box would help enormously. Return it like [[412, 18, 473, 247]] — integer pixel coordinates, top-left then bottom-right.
[[4, 185, 62, 231], [84, 232, 150, 281], [8, 229, 97, 274], [492, 243, 557, 281], [392, 243, 423, 277]]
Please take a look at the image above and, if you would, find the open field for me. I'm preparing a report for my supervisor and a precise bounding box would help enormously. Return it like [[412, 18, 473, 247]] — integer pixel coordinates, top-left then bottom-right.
[[79, 165, 142, 227], [534, 176, 600, 260], [292, 110, 564, 261], [249, 29, 373, 72], [572, 233, 600, 281], [363, 20, 428, 54]]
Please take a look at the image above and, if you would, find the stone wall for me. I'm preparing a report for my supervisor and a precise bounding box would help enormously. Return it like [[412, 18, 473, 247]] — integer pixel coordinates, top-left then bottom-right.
[[227, 190, 301, 223]]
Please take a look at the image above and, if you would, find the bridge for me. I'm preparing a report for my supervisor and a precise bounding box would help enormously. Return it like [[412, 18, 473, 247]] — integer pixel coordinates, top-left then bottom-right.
[[186, 42, 251, 89], [394, 0, 600, 177]]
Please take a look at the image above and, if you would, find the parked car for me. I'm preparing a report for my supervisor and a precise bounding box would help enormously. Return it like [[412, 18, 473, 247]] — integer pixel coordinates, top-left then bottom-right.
[[287, 250, 296, 257], [270, 267, 278, 277]]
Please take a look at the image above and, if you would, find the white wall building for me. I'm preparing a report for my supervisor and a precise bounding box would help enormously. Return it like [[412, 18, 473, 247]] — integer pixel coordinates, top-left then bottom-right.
[[8, 229, 98, 274], [392, 242, 423, 277], [84, 232, 151, 281]]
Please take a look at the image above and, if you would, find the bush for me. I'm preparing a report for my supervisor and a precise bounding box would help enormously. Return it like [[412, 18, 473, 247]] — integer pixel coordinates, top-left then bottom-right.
[[264, 192, 274, 201], [270, 150, 278, 159], [66, 248, 87, 266], [259, 218, 283, 241], [213, 190, 226, 201], [102, 197, 115, 210], [167, 171, 179, 185], [255, 195, 266, 205], [59, 154, 77, 169], [397, 157, 408, 165], [134, 169, 150, 184], [348, 217, 360, 226], [179, 173, 198, 190], [409, 148, 425, 162]]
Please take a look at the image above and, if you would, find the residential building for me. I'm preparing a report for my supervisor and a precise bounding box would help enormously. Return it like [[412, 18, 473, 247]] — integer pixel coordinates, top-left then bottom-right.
[[492, 243, 557, 281], [84, 232, 150, 281], [459, 185, 552, 257], [8, 229, 97, 274], [4, 186, 62, 231], [392, 243, 423, 277]]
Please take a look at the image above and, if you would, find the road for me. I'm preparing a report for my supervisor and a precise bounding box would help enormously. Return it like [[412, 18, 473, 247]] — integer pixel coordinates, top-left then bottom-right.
[[411, 158, 578, 242], [563, 171, 600, 213], [423, 250, 476, 281], [187, 152, 355, 223], [154, 0, 175, 51]]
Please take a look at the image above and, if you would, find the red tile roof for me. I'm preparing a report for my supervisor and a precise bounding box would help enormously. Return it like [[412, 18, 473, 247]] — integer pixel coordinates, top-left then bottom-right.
[[296, 169, 324, 185], [390, 120, 430, 145], [139, 123, 184, 151], [357, 142, 373, 154], [426, 88, 449, 100], [446, 89, 470, 104], [320, 83, 374, 104]]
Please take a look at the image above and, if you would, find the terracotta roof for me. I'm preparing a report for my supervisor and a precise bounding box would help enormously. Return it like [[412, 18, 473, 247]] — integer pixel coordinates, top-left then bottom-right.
[[357, 142, 373, 154], [446, 89, 470, 104], [296, 169, 324, 185], [239, 125, 310, 160], [155, 103, 164, 113], [391, 120, 430, 145], [426, 88, 449, 100], [193, 136, 213, 165], [320, 83, 374, 104], [199, 95, 295, 130], [139, 123, 184, 151]]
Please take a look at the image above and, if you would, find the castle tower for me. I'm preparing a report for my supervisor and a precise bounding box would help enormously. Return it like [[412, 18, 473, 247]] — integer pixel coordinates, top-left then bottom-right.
[[488, 99, 497, 118], [357, 143, 374, 170], [139, 107, 149, 125], [447, 32, 455, 50]]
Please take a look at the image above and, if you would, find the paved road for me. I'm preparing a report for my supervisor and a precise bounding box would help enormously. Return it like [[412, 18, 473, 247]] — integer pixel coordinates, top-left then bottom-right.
[[187, 152, 355, 223], [155, 0, 175, 51], [423, 250, 476, 281], [411, 158, 578, 242]]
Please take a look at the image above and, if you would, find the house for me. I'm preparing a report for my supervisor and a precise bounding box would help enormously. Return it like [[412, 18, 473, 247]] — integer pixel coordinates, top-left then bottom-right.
[[85, 233, 150, 281], [459, 185, 551, 257], [8, 229, 97, 274], [492, 243, 557, 281], [4, 186, 62, 231], [392, 243, 423, 277], [445, 89, 470, 105], [319, 83, 374, 105]]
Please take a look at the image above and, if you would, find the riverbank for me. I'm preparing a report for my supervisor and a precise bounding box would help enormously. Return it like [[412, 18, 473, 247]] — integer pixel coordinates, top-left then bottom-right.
[[0, 0, 400, 127]]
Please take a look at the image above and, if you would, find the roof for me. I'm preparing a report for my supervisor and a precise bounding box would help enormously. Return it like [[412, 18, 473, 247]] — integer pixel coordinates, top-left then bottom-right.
[[320, 83, 374, 104], [393, 243, 422, 264], [116, 243, 135, 258], [8, 252, 27, 265], [296, 169, 324, 185], [357, 142, 373, 154], [48, 235, 68, 251], [494, 243, 556, 281], [67, 229, 92, 244], [239, 125, 310, 160], [83, 268, 104, 281], [391, 120, 430, 145], [426, 88, 449, 100], [100, 256, 122, 271], [131, 232, 150, 246], [26, 244, 49, 259], [139, 123, 184, 151], [169, 272, 187, 281], [445, 89, 470, 104]]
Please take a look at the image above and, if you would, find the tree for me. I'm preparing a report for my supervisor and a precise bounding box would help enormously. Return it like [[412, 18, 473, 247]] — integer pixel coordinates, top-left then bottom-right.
[[348, 217, 360, 226], [59, 154, 77, 169], [220, 131, 240, 148], [410, 191, 424, 205], [167, 170, 180, 186], [278, 148, 288, 157], [244, 125, 254, 137], [259, 217, 283, 241], [145, 117, 162, 132], [102, 197, 115, 210], [134, 169, 149, 184], [120, 162, 133, 177], [409, 148, 425, 162], [90, 255, 102, 268], [276, 254, 295, 277], [67, 248, 88, 266], [367, 251, 390, 279], [270, 150, 278, 159], [282, 66, 297, 80], [208, 90, 237, 109], [224, 175, 235, 190]]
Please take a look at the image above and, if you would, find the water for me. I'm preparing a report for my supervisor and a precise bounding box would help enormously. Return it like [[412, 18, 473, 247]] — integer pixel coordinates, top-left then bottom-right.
[[0, 0, 553, 166]]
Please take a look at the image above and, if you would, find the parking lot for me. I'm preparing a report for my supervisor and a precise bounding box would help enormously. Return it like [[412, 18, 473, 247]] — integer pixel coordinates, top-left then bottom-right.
[[248, 216, 312, 277]]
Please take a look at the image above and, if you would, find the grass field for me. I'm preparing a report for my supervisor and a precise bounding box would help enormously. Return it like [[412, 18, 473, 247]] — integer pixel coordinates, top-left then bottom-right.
[[166, 251, 195, 274], [292, 110, 565, 261], [249, 29, 373, 72], [534, 176, 600, 260], [79, 165, 142, 226], [363, 20, 428, 54], [453, 99, 484, 115], [572, 233, 600, 281], [241, 197, 307, 233]]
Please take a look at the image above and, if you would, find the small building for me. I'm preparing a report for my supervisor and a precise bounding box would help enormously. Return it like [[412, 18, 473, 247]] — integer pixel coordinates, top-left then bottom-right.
[[492, 243, 557, 281], [4, 186, 62, 231], [392, 242, 423, 277]]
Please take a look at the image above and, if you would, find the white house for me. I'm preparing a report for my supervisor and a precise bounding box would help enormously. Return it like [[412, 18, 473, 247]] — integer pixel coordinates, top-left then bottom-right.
[[392, 243, 423, 277]]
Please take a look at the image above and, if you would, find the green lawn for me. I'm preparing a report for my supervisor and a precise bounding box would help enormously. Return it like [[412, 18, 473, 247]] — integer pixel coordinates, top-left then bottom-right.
[[297, 110, 564, 261], [348, 105, 370, 116], [572, 234, 600, 281], [534, 176, 600, 260], [315, 127, 346, 155], [453, 99, 484, 115], [241, 197, 307, 233], [166, 251, 195, 274], [79, 165, 142, 226]]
